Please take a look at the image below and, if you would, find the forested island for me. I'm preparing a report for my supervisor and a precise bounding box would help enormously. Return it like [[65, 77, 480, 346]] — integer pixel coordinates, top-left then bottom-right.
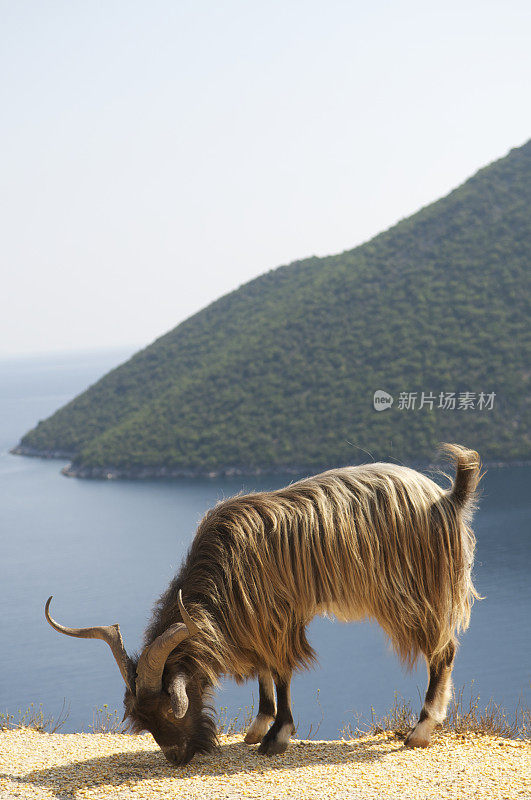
[[13, 141, 531, 478]]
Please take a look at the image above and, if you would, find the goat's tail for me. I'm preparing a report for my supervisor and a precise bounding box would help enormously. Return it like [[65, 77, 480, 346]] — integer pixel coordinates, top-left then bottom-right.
[[441, 443, 482, 514], [429, 444, 483, 662]]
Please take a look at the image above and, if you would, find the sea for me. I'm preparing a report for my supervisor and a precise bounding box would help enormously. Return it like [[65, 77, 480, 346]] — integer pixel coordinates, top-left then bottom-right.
[[0, 349, 529, 738]]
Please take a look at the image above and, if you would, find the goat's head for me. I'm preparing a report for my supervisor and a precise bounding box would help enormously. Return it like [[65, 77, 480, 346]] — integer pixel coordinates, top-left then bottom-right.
[[44, 593, 216, 765]]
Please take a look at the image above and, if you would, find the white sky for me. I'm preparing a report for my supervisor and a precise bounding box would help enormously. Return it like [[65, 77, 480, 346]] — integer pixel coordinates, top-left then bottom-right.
[[1, 0, 530, 356]]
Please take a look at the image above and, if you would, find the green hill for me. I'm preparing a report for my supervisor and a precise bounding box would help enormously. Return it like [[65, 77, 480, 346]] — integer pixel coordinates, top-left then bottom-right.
[[14, 141, 531, 477]]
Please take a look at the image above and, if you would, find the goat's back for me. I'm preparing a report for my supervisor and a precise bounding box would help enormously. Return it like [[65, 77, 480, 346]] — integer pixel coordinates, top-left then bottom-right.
[[188, 458, 478, 674]]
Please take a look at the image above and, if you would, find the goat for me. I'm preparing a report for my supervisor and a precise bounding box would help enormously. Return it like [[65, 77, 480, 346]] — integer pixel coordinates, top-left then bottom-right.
[[45, 443, 481, 764]]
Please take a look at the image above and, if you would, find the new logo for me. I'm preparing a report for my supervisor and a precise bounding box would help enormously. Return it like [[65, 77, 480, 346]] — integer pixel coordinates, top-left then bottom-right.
[[373, 390, 394, 411]]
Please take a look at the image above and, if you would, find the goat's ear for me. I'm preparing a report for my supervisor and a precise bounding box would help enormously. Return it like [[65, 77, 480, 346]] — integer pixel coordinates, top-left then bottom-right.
[[168, 673, 189, 718]]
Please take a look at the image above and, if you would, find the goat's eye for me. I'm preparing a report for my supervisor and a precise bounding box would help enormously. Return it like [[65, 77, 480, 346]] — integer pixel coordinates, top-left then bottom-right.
[[163, 703, 178, 721]]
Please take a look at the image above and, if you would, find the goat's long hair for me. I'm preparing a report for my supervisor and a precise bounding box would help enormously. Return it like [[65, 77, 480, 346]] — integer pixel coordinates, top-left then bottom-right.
[[146, 444, 481, 686]]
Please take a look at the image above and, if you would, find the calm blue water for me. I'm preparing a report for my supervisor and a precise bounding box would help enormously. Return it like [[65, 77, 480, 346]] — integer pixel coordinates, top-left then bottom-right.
[[0, 350, 529, 738]]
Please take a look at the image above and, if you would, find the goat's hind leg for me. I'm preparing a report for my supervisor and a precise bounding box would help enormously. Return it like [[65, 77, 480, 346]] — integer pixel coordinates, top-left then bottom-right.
[[244, 670, 276, 744], [405, 641, 456, 748], [258, 672, 295, 756]]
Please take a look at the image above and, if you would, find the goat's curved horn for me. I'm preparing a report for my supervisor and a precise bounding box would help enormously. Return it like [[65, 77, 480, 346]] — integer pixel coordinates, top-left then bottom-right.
[[45, 596, 135, 693], [135, 590, 198, 698], [168, 673, 189, 718], [178, 590, 199, 635]]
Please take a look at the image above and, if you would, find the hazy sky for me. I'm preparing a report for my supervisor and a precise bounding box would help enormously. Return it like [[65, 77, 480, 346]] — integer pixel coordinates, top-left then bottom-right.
[[2, 0, 530, 356]]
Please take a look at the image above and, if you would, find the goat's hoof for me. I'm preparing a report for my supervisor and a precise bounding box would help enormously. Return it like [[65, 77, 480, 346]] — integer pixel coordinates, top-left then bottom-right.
[[257, 723, 294, 756], [258, 736, 290, 756], [405, 725, 431, 749], [244, 714, 274, 744]]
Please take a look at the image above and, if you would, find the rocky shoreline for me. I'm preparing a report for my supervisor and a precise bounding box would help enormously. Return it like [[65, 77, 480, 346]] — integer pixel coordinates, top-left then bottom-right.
[[9, 445, 531, 481], [60, 462, 310, 480], [10, 444, 76, 460]]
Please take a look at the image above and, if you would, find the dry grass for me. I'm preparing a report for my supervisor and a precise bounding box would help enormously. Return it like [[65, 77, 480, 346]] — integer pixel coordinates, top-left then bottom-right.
[[216, 701, 255, 736], [89, 704, 132, 734], [340, 686, 531, 742], [0, 700, 69, 734], [2, 685, 528, 741], [445, 685, 530, 739]]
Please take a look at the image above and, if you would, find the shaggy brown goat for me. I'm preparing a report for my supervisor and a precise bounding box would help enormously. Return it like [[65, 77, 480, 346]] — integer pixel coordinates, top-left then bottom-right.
[[45, 443, 481, 764]]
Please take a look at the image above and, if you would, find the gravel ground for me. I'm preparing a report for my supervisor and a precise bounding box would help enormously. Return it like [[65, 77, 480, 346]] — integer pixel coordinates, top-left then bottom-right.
[[0, 728, 529, 800]]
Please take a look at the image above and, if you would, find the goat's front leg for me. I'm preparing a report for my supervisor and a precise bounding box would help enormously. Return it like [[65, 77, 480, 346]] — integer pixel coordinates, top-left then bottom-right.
[[244, 670, 276, 744], [405, 641, 455, 748], [258, 671, 295, 756]]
